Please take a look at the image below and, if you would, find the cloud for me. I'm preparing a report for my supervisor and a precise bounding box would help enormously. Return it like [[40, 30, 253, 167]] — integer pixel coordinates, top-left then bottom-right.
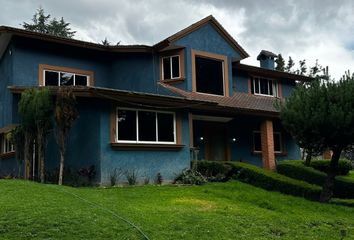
[[0, 0, 353, 79]]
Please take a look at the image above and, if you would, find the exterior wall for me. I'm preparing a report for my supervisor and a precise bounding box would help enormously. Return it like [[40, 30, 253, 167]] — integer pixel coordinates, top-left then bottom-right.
[[232, 69, 249, 94]]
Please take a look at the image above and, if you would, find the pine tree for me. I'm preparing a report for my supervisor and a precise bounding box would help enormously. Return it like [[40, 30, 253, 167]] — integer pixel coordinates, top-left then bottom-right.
[[285, 56, 295, 73], [275, 54, 285, 71]]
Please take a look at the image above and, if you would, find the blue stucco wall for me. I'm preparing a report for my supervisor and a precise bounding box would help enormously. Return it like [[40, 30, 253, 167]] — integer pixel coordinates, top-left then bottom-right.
[[232, 69, 249, 93]]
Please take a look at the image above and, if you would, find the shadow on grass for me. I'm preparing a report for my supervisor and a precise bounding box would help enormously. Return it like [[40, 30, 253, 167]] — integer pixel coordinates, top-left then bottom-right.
[[330, 198, 354, 207]]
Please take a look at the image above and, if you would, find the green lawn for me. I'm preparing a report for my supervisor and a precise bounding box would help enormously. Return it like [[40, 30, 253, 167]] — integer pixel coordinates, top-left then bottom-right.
[[1, 180, 354, 239], [349, 171, 354, 180]]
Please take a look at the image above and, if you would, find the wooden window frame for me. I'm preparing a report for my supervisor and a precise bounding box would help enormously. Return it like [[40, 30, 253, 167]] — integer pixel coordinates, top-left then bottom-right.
[[159, 49, 185, 83], [162, 55, 180, 80], [191, 49, 229, 97], [0, 133, 15, 158], [252, 130, 283, 154], [39, 64, 94, 86], [251, 76, 278, 97]]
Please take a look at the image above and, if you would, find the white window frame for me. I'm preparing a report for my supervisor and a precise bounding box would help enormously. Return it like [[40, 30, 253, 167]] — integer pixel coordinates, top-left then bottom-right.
[[1, 134, 14, 154], [162, 55, 181, 80], [43, 70, 90, 86], [252, 76, 278, 97], [116, 108, 176, 144], [253, 131, 282, 153]]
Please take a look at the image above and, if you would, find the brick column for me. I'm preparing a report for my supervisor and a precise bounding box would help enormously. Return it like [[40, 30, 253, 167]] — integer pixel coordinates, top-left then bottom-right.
[[260, 119, 276, 170]]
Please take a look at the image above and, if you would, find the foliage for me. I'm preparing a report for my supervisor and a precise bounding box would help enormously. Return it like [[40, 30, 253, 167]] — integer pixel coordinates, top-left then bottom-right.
[[174, 169, 207, 185], [277, 160, 354, 199], [78, 165, 96, 186], [55, 87, 78, 185], [193, 160, 234, 182], [125, 169, 139, 185], [9, 126, 25, 176], [285, 56, 295, 73], [310, 159, 352, 176], [110, 168, 124, 186], [275, 54, 285, 71], [22, 7, 75, 38], [155, 172, 163, 185], [227, 162, 322, 201], [101, 37, 111, 46], [298, 59, 307, 75]]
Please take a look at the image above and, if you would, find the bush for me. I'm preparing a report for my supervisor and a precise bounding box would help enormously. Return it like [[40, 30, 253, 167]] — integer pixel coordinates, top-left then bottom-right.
[[174, 169, 207, 185], [277, 160, 354, 199], [226, 162, 322, 201], [193, 160, 235, 182], [310, 159, 352, 175], [125, 169, 138, 185]]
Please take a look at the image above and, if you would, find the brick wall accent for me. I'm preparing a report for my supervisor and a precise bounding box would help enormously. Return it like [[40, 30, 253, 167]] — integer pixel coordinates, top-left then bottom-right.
[[260, 119, 276, 170]]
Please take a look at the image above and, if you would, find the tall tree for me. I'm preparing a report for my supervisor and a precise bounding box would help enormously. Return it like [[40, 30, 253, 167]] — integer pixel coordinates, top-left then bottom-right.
[[22, 7, 75, 38], [101, 37, 111, 46], [285, 56, 295, 73], [279, 75, 354, 202], [298, 59, 307, 75], [55, 87, 78, 185], [275, 54, 285, 71], [9, 126, 25, 177]]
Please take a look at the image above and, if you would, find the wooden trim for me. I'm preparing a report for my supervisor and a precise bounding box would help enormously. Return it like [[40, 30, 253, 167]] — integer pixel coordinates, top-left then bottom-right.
[[191, 49, 229, 97], [159, 49, 185, 81], [248, 77, 252, 95], [277, 81, 283, 98], [188, 113, 194, 148], [38, 64, 94, 86], [176, 113, 183, 144], [110, 106, 116, 143], [159, 78, 185, 84], [0, 151, 15, 159], [111, 143, 184, 151]]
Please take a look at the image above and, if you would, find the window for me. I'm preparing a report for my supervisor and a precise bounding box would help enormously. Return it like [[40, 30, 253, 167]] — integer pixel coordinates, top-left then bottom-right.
[[195, 56, 224, 95], [116, 108, 176, 144], [162, 55, 180, 80], [251, 77, 278, 97], [44, 70, 89, 86], [253, 131, 282, 153], [0, 134, 14, 154]]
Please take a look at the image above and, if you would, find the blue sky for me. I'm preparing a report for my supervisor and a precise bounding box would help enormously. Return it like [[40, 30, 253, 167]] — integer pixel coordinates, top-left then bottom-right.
[[1, 0, 354, 79]]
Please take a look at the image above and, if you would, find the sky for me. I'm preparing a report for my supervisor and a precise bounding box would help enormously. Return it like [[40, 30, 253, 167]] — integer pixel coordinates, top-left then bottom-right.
[[1, 0, 354, 79]]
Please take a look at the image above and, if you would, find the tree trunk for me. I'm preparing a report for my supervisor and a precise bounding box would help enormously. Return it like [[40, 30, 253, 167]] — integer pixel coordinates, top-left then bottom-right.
[[320, 147, 342, 202], [38, 129, 45, 183], [304, 149, 312, 166], [58, 135, 66, 185], [24, 132, 32, 180]]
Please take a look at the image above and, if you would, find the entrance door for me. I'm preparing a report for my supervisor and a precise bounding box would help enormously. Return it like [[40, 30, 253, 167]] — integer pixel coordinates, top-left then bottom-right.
[[205, 123, 229, 161]]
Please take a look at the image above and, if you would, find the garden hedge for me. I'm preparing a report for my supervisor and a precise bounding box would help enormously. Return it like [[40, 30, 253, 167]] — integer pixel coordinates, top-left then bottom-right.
[[310, 159, 352, 175]]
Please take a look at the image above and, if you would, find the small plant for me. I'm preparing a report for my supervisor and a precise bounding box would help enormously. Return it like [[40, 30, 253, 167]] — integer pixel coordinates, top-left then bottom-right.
[[142, 172, 150, 185], [78, 165, 96, 186], [110, 168, 123, 186], [155, 172, 163, 185], [125, 169, 139, 185], [174, 169, 207, 185]]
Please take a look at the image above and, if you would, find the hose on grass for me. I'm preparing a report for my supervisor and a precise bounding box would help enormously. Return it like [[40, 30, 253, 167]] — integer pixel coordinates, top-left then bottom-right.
[[47, 184, 150, 240]]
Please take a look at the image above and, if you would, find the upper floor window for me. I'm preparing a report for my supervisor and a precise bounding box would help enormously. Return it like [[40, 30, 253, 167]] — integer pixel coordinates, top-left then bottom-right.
[[39, 64, 94, 86], [192, 50, 229, 96], [251, 77, 278, 97], [0, 134, 14, 155], [116, 108, 176, 144], [162, 55, 180, 80]]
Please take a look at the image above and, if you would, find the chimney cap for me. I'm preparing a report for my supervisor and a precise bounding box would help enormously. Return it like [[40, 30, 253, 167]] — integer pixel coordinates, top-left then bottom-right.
[[257, 50, 277, 60]]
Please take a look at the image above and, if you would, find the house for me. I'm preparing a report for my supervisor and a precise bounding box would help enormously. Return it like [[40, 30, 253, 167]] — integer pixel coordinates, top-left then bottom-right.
[[0, 16, 312, 184]]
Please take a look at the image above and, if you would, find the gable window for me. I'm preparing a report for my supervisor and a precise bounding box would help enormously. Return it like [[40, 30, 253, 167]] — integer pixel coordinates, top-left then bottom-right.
[[251, 77, 278, 97], [116, 108, 176, 144], [162, 55, 180, 80], [0, 134, 14, 155], [253, 131, 282, 153], [192, 50, 229, 96]]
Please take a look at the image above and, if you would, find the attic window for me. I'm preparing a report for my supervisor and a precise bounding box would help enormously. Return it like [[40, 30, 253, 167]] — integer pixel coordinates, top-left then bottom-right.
[[162, 55, 180, 80], [251, 77, 278, 97]]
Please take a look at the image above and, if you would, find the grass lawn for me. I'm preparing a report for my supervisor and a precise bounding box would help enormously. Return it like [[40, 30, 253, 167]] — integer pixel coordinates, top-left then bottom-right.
[[348, 171, 354, 180], [1, 180, 354, 239]]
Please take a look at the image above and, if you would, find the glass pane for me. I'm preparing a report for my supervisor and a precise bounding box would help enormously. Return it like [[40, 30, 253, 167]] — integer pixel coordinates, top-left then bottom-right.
[[260, 78, 269, 95], [195, 56, 224, 95], [117, 110, 136, 141], [254, 78, 259, 94], [75, 74, 88, 86], [138, 111, 156, 141], [157, 113, 174, 142], [60, 72, 74, 86], [268, 80, 273, 95], [274, 133, 282, 152], [44, 71, 59, 86], [254, 132, 261, 151], [171, 56, 180, 78], [163, 57, 171, 79]]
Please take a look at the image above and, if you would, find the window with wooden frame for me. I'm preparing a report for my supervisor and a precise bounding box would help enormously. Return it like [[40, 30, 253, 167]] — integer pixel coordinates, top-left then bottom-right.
[[39, 64, 94, 86], [253, 131, 282, 153], [0, 133, 14, 155], [251, 76, 278, 97], [116, 108, 176, 144], [192, 49, 229, 96], [160, 49, 185, 82]]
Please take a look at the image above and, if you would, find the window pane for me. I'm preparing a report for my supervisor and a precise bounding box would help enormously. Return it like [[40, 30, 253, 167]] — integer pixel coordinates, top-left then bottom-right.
[[196, 56, 224, 95], [254, 132, 261, 151], [171, 56, 180, 78], [76, 74, 88, 86], [44, 71, 59, 86], [157, 113, 174, 142], [60, 72, 74, 86], [138, 111, 156, 141], [260, 78, 269, 95], [254, 78, 259, 94], [163, 57, 171, 80], [268, 80, 273, 95], [117, 110, 136, 141], [274, 133, 282, 152]]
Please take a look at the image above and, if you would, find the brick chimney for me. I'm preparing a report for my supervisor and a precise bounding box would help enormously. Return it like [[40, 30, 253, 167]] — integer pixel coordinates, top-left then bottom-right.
[[257, 50, 277, 70]]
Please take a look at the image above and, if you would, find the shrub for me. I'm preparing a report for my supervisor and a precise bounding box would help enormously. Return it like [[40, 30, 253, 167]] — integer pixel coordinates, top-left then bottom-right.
[[193, 160, 235, 182], [110, 168, 123, 187], [78, 165, 96, 186], [277, 160, 354, 199], [174, 169, 207, 185], [155, 172, 163, 185], [310, 159, 352, 175], [226, 162, 321, 201], [125, 169, 138, 185]]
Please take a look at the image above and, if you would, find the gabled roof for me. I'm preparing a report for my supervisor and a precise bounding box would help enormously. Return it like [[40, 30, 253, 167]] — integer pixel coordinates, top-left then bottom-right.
[[153, 15, 249, 59]]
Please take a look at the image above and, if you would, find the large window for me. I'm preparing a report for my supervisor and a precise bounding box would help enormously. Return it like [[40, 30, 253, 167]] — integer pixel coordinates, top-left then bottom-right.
[[0, 134, 14, 155], [195, 56, 224, 95], [162, 55, 180, 80], [253, 131, 282, 153], [251, 77, 278, 97], [116, 108, 176, 144], [44, 70, 89, 86]]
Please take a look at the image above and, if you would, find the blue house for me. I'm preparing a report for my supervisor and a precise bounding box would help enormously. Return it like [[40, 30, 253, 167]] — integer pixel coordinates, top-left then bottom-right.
[[0, 16, 312, 184]]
